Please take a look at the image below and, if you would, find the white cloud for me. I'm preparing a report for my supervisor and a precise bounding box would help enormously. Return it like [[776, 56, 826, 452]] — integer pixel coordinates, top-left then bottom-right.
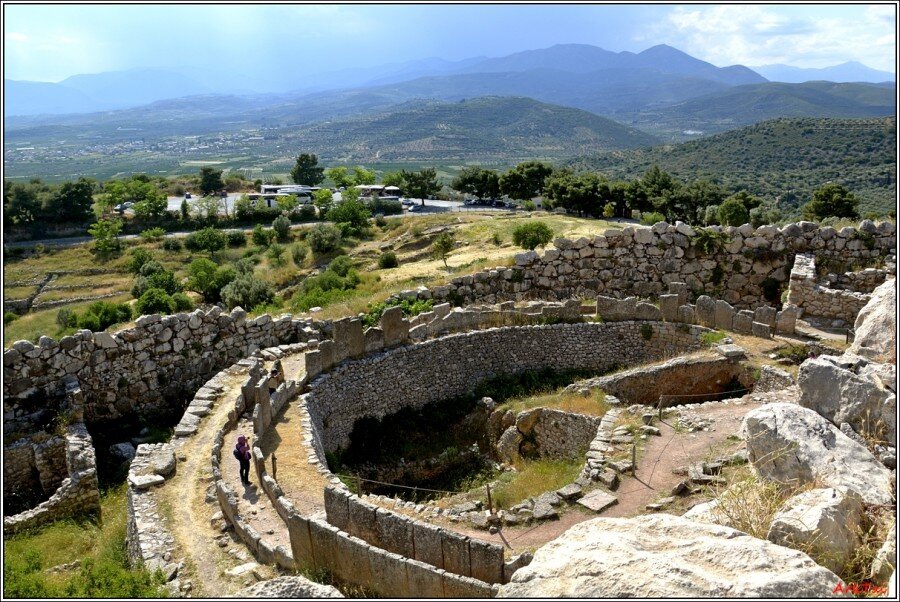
[[6, 31, 29, 42], [642, 5, 896, 71]]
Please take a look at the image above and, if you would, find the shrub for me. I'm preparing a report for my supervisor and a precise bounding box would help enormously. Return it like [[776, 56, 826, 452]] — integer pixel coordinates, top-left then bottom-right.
[[291, 243, 308, 267], [512, 221, 553, 250], [4, 312, 20, 325], [226, 230, 246, 247], [139, 227, 166, 241], [220, 274, 274, 310], [432, 232, 456, 268], [603, 202, 616, 218], [131, 269, 182, 298], [362, 298, 433, 327], [184, 227, 226, 254], [138, 260, 165, 277], [374, 214, 387, 228], [378, 251, 399, 269], [267, 243, 287, 267], [699, 330, 728, 345], [171, 292, 194, 312], [640, 323, 654, 340], [88, 218, 122, 258], [307, 223, 342, 254], [522, 200, 536, 211], [369, 198, 403, 216], [56, 308, 78, 329], [491, 232, 503, 246], [186, 258, 236, 302], [692, 228, 731, 255], [272, 215, 292, 242], [296, 204, 317, 221], [640, 211, 666, 226], [326, 197, 371, 237], [136, 288, 175, 315], [328, 255, 353, 277], [161, 237, 182, 252], [126, 248, 155, 274], [234, 257, 256, 275], [718, 198, 750, 227]]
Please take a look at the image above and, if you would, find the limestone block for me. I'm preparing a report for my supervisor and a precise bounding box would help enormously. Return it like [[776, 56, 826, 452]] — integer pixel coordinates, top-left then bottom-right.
[[443, 573, 493, 598], [318, 340, 335, 372], [732, 312, 753, 334], [368, 548, 410, 598], [442, 531, 472, 577], [634, 302, 661, 321], [348, 497, 379, 544], [376, 508, 414, 558], [659, 295, 680, 322], [695, 296, 716, 328], [676, 305, 695, 324], [775, 305, 799, 335], [754, 306, 777, 328], [324, 486, 350, 532], [283, 506, 315, 571], [751, 322, 772, 339], [413, 522, 445, 569], [469, 540, 504, 584], [714, 300, 734, 331], [381, 306, 409, 348], [406, 559, 445, 598], [305, 350, 323, 379], [667, 282, 689, 305]]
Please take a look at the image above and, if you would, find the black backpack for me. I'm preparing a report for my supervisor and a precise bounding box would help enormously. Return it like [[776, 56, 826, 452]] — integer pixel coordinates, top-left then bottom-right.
[[233, 446, 242, 461]]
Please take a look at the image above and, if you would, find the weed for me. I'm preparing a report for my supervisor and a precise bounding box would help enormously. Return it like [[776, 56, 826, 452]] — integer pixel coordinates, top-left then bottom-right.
[[699, 330, 728, 346], [640, 323, 654, 340], [491, 458, 583, 509]]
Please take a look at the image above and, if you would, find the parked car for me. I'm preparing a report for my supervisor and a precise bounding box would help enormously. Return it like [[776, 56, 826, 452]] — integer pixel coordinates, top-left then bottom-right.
[[408, 204, 423, 212], [463, 199, 477, 206], [184, 192, 192, 199], [400, 198, 415, 206]]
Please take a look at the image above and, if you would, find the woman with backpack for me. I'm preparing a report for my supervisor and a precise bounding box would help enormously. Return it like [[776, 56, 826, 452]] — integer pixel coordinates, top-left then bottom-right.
[[234, 435, 251, 485]]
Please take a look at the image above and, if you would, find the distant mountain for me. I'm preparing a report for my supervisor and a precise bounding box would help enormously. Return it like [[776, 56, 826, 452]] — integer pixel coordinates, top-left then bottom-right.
[[4, 68, 210, 117], [272, 96, 660, 163], [453, 43, 766, 86], [753, 61, 895, 84], [568, 116, 896, 216]]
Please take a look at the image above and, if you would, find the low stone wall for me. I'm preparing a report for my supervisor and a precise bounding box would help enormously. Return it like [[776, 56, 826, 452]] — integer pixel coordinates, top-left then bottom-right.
[[4, 422, 100, 535], [568, 356, 751, 406], [324, 486, 506, 585], [497, 408, 602, 464], [3, 307, 320, 438], [823, 266, 891, 294], [3, 433, 66, 514], [787, 254, 872, 323], [305, 321, 705, 455], [390, 220, 894, 311], [754, 366, 796, 393]]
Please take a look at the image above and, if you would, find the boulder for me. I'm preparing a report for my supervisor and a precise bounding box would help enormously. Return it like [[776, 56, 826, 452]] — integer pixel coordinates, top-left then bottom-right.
[[798, 355, 895, 444], [850, 279, 896, 361], [151, 449, 177, 477], [741, 403, 892, 505], [110, 442, 136, 462], [498, 514, 841, 598], [497, 427, 523, 464], [242, 576, 343, 598], [870, 521, 896, 583], [767, 487, 864, 574], [681, 499, 728, 527]]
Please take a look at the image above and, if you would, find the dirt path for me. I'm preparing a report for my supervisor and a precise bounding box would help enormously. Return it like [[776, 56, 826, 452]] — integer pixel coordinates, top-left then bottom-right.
[[155, 368, 251, 598]]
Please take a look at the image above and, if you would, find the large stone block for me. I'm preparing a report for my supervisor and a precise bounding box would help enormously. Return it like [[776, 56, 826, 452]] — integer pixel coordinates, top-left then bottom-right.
[[732, 312, 753, 335], [406, 559, 445, 598], [443, 573, 494, 598], [413, 522, 445, 569], [751, 322, 772, 339], [376, 508, 414, 558], [368, 548, 410, 598], [308, 519, 340, 575], [442, 531, 472, 577], [381, 306, 409, 348], [775, 305, 799, 335], [304, 350, 323, 379], [695, 296, 716, 328], [668, 282, 689, 305], [469, 539, 504, 584], [347, 496, 379, 544], [714, 300, 734, 331], [318, 340, 335, 372], [333, 533, 374, 590], [676, 305, 695, 324], [754, 306, 777, 328], [634, 302, 661, 321], [659, 295, 680, 322], [323, 486, 350, 532]]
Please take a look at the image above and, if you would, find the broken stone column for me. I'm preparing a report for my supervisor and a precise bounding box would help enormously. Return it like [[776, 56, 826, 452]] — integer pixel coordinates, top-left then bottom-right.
[[333, 317, 365, 361]]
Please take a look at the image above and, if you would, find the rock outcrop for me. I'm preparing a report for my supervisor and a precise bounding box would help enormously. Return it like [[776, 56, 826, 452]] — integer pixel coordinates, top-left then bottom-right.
[[741, 403, 893, 505], [242, 576, 343, 598], [849, 278, 896, 362], [767, 487, 864, 574], [498, 514, 842, 598]]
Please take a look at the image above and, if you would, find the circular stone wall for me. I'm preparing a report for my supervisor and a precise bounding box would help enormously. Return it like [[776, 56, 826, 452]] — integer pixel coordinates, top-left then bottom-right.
[[304, 321, 705, 455]]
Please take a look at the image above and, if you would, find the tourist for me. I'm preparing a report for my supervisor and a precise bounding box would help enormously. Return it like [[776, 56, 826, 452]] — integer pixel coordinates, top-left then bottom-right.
[[234, 435, 251, 485]]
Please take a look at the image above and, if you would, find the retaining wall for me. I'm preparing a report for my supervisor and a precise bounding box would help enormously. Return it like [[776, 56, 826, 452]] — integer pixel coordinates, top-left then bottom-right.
[[787, 253, 874, 323], [391, 220, 894, 310]]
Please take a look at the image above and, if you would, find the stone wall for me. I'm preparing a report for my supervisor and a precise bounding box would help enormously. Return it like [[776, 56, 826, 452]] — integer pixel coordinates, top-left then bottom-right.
[[4, 422, 100, 535], [390, 221, 894, 311], [3, 433, 66, 513], [787, 254, 873, 323], [305, 322, 706, 455], [568, 356, 752, 406], [324, 486, 507, 585], [823, 266, 891, 294], [3, 307, 320, 437]]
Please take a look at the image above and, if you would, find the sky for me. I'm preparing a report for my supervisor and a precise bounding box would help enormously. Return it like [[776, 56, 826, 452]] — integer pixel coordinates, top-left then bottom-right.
[[4, 2, 896, 88]]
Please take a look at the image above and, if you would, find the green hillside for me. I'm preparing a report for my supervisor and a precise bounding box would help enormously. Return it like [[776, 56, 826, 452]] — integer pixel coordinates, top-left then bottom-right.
[[277, 96, 659, 163], [569, 117, 897, 216]]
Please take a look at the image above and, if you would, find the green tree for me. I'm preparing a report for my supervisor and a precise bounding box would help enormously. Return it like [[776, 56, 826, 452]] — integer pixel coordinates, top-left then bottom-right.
[[750, 203, 783, 228], [432, 232, 455, 269], [199, 167, 224, 196], [717, 197, 751, 227], [272, 215, 292, 242], [275, 194, 299, 214], [88, 218, 123, 258], [381, 171, 405, 188], [401, 168, 440, 206], [307, 223, 342, 254], [500, 161, 553, 201], [184, 227, 226, 254], [187, 258, 236, 302], [290, 153, 325, 186], [313, 188, 334, 216], [267, 243, 287, 267], [512, 221, 554, 250], [136, 288, 175, 315], [220, 274, 274, 310], [544, 171, 609, 217], [180, 198, 190, 221], [640, 165, 682, 220], [451, 167, 500, 199], [802, 183, 860, 221], [671, 180, 725, 225], [326, 196, 371, 237], [3, 181, 40, 225], [325, 167, 352, 188], [43, 177, 95, 223], [352, 166, 376, 185]]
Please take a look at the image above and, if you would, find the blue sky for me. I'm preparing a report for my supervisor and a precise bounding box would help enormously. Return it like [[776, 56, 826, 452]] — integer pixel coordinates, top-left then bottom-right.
[[4, 3, 896, 86]]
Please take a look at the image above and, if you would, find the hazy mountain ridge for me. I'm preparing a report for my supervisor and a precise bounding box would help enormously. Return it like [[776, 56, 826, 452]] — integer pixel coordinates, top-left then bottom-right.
[[753, 61, 895, 84]]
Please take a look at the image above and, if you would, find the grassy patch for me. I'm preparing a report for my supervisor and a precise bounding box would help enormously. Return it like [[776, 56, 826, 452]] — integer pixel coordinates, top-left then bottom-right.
[[490, 458, 583, 509], [4, 285, 37, 300], [699, 330, 729, 345], [4, 294, 133, 346], [3, 483, 166, 598], [498, 388, 608, 417]]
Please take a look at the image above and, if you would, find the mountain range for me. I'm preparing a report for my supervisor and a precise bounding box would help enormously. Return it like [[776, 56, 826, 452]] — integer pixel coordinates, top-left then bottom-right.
[[752, 61, 894, 84]]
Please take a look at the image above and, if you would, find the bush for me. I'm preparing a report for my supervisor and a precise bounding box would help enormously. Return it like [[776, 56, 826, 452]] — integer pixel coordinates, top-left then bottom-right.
[[161, 237, 182, 252], [186, 258, 236, 302], [369, 198, 403, 216], [139, 227, 166, 241], [291, 243, 308, 267], [378, 251, 399, 269], [135, 288, 175, 315], [131, 269, 182, 299], [272, 215, 292, 242], [226, 230, 246, 247], [512, 221, 554, 250], [56, 308, 77, 329], [171, 292, 194, 312], [374, 214, 387, 228], [251, 224, 273, 247], [4, 311, 20, 325], [328, 255, 353, 277], [125, 248, 155, 274], [718, 198, 750, 227], [184, 227, 226, 254], [491, 232, 503, 246], [307, 223, 342, 254], [220, 274, 274, 310], [83, 301, 132, 331], [640, 211, 666, 226], [362, 298, 433, 327], [297, 204, 317, 221], [138, 260, 165, 277], [234, 257, 256, 275], [603, 202, 616, 218], [522, 200, 536, 211], [326, 197, 371, 237], [267, 243, 287, 267]]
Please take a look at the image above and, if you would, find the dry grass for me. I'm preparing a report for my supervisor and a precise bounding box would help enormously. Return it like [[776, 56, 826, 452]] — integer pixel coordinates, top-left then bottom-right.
[[499, 388, 609, 417], [490, 458, 584, 509], [3, 285, 37, 300]]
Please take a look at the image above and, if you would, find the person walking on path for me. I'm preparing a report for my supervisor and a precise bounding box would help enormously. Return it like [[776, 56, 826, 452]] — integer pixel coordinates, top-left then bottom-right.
[[234, 434, 252, 485]]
